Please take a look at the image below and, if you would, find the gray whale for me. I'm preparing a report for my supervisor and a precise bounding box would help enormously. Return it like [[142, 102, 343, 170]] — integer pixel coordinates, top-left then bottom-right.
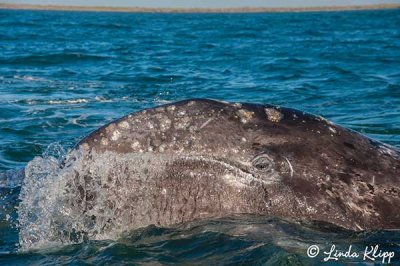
[[75, 99, 400, 231]]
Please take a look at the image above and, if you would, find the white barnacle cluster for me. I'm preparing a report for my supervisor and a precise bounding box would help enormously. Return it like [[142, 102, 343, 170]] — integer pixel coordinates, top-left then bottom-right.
[[118, 121, 130, 130], [131, 104, 194, 153], [101, 138, 109, 146], [161, 118, 172, 131], [130, 140, 141, 151], [237, 109, 254, 124], [110, 130, 121, 141], [174, 110, 191, 130], [96, 113, 149, 148], [106, 120, 133, 143], [265, 108, 283, 123], [101, 123, 121, 142]]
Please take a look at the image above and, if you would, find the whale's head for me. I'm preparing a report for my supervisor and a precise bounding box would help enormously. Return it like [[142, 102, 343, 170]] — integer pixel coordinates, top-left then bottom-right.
[[63, 100, 307, 230], [18, 99, 400, 251], [77, 99, 305, 181], [74, 98, 400, 230], [66, 99, 346, 230]]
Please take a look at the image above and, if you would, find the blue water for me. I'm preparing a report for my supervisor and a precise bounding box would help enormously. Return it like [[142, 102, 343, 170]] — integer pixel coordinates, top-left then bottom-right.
[[0, 8, 400, 265]]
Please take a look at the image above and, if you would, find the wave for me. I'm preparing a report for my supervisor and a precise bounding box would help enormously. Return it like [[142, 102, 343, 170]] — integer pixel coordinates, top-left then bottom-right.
[[9, 97, 111, 105], [6, 96, 172, 108], [5, 213, 400, 264], [12, 75, 49, 82], [48, 98, 88, 105]]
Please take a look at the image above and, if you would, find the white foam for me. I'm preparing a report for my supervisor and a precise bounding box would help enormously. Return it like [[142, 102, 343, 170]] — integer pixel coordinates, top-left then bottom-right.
[[13, 75, 48, 82], [48, 99, 88, 105]]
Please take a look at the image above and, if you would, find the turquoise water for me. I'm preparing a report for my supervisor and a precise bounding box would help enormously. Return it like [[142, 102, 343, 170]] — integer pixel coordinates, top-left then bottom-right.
[[0, 9, 400, 265]]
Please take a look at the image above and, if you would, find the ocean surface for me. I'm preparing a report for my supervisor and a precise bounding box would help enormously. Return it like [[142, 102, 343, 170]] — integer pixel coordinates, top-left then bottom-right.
[[0, 8, 399, 265]]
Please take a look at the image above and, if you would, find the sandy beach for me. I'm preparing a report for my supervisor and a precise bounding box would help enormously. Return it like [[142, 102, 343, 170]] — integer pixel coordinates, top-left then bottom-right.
[[0, 3, 399, 13]]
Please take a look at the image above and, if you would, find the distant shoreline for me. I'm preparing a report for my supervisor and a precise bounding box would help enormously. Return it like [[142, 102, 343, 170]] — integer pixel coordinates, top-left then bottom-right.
[[1, 3, 400, 13]]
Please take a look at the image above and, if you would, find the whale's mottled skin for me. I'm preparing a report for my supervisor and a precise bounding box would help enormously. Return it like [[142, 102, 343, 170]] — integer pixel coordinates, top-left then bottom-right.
[[76, 99, 400, 231]]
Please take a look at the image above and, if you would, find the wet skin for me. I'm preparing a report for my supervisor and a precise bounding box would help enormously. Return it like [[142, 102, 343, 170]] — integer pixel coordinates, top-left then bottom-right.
[[76, 99, 400, 231]]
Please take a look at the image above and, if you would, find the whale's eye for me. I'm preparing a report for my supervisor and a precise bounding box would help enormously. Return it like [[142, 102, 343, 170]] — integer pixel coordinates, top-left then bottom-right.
[[252, 154, 274, 171]]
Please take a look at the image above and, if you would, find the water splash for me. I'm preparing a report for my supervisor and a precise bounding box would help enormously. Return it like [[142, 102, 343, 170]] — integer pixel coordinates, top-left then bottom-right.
[[16, 143, 264, 252], [17, 143, 70, 250]]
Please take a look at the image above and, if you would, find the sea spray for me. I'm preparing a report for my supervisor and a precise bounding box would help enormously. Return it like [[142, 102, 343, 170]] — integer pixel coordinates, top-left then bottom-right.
[[16, 144, 170, 251], [16, 143, 267, 251], [17, 143, 74, 251]]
